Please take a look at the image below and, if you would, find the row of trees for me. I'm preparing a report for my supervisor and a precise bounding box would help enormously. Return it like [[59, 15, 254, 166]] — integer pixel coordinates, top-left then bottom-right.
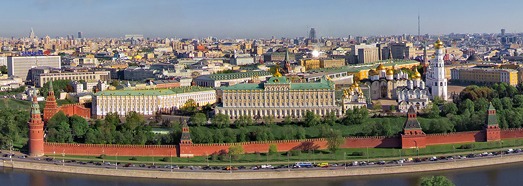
[[46, 111, 160, 145]]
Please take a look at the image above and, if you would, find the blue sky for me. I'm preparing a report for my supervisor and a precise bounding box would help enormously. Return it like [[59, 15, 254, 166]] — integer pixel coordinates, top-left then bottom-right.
[[1, 0, 521, 38]]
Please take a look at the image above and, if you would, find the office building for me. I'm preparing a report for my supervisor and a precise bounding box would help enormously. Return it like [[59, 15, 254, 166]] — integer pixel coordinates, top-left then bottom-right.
[[451, 68, 518, 86], [7, 56, 61, 82]]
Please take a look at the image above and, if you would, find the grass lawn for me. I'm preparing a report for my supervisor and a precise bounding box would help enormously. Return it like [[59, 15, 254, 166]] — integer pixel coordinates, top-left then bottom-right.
[[47, 138, 523, 166]]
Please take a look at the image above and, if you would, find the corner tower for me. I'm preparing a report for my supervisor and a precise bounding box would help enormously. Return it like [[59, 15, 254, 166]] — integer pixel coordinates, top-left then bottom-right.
[[29, 89, 45, 157], [427, 38, 448, 100]]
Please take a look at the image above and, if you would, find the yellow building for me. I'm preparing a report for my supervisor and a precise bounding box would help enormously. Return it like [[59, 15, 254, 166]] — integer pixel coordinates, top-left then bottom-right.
[[320, 58, 345, 68], [301, 59, 321, 70], [451, 68, 518, 86]]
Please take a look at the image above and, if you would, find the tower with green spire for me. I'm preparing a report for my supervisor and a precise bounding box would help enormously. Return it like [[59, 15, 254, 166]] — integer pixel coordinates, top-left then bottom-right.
[[485, 102, 501, 142], [29, 88, 45, 157]]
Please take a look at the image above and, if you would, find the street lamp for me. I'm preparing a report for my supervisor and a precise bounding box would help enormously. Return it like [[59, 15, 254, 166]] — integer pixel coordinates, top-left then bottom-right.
[[344, 152, 347, 170], [170, 151, 173, 173], [115, 152, 118, 170], [287, 153, 290, 172], [62, 149, 65, 166], [500, 141, 504, 158], [229, 154, 232, 174], [366, 147, 369, 162], [414, 140, 419, 159], [9, 140, 13, 162]]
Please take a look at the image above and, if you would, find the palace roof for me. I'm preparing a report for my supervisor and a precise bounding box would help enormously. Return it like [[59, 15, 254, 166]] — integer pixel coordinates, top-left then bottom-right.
[[95, 86, 214, 96]]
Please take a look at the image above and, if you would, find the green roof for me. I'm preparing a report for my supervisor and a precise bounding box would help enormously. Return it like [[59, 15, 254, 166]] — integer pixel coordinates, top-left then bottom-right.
[[221, 76, 334, 91], [208, 71, 272, 80], [95, 86, 214, 96]]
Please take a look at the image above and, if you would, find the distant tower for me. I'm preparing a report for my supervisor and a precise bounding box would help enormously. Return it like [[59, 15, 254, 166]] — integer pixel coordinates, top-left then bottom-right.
[[309, 28, 317, 43], [417, 13, 421, 41], [485, 103, 501, 142], [29, 27, 36, 39], [78, 31, 83, 39], [426, 38, 448, 100], [29, 89, 45, 157], [283, 48, 292, 73], [501, 28, 506, 36], [43, 81, 59, 122]]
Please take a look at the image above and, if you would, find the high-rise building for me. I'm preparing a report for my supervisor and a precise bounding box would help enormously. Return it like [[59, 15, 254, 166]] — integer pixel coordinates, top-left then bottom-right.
[[501, 28, 506, 36], [308, 28, 317, 43], [78, 31, 82, 39], [29, 27, 36, 39], [7, 56, 61, 82], [426, 39, 448, 100]]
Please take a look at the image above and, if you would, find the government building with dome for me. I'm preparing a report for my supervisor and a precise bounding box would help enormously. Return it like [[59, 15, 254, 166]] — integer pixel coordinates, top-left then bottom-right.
[[216, 68, 341, 119]]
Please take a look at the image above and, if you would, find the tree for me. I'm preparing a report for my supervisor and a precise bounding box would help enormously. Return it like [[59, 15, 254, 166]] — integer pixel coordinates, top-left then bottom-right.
[[501, 97, 513, 110], [342, 107, 369, 125], [268, 144, 278, 155], [442, 102, 458, 116], [0, 65, 7, 74], [514, 95, 523, 108], [55, 121, 73, 143], [213, 129, 224, 143], [323, 111, 338, 126], [459, 99, 475, 114], [181, 99, 198, 113], [303, 111, 321, 127], [427, 103, 440, 118], [234, 115, 254, 127], [124, 111, 145, 130], [40, 80, 73, 96], [283, 116, 293, 125], [223, 128, 236, 143], [70, 115, 89, 141], [324, 129, 344, 153], [212, 113, 230, 128], [474, 98, 489, 112], [262, 115, 275, 125], [189, 113, 207, 126], [420, 176, 455, 186], [47, 111, 69, 129], [228, 144, 244, 160]]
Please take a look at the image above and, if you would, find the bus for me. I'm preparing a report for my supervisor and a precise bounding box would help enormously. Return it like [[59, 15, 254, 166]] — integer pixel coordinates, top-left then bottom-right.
[[294, 162, 313, 168]]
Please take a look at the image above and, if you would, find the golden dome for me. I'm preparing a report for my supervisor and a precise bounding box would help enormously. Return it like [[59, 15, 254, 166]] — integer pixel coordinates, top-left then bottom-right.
[[273, 67, 282, 77], [376, 63, 385, 71], [386, 68, 394, 75], [434, 38, 444, 49], [412, 68, 421, 79], [368, 69, 378, 76], [351, 82, 360, 88]]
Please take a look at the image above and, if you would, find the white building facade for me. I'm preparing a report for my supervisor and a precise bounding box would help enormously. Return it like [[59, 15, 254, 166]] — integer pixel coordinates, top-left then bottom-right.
[[426, 39, 448, 100]]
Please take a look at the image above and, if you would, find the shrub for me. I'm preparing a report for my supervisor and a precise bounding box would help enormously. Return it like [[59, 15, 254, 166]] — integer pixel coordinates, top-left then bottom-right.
[[351, 152, 364, 156], [98, 154, 106, 159], [458, 144, 474, 149], [287, 150, 302, 156], [129, 157, 137, 161]]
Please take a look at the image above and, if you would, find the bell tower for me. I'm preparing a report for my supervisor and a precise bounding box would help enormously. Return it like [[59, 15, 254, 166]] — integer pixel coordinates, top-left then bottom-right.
[[427, 38, 448, 100], [29, 89, 45, 157]]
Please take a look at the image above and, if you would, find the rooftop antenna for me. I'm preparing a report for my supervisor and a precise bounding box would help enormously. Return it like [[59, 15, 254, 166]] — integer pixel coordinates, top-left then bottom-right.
[[417, 12, 421, 41]]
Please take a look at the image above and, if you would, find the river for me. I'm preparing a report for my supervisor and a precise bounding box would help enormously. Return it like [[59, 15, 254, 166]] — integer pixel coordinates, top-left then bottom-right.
[[1, 162, 522, 186]]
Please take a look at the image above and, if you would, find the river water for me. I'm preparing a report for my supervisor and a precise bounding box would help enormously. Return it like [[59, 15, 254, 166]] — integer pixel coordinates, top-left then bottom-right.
[[1, 162, 522, 186]]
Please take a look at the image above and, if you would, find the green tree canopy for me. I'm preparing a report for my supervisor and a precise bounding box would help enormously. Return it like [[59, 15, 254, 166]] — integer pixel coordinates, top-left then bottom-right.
[[212, 113, 230, 128], [190, 113, 207, 126], [420, 176, 455, 186], [303, 111, 321, 127]]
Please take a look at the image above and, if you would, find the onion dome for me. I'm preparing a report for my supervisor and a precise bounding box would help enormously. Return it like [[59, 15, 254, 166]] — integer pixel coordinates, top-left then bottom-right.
[[376, 63, 385, 71], [386, 68, 394, 75], [412, 68, 422, 79], [273, 67, 282, 77], [368, 69, 378, 76], [434, 38, 444, 49]]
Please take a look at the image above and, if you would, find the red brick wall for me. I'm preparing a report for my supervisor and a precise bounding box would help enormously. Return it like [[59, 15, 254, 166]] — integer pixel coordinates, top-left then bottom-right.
[[42, 130, 523, 157], [426, 131, 484, 145], [59, 104, 91, 119], [44, 143, 178, 157], [342, 136, 400, 148], [501, 128, 523, 139]]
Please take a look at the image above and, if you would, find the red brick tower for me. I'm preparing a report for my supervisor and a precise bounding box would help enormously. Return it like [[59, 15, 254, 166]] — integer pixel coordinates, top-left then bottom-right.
[[43, 81, 59, 122], [485, 103, 501, 141], [401, 106, 426, 149], [29, 89, 45, 157], [179, 120, 193, 158]]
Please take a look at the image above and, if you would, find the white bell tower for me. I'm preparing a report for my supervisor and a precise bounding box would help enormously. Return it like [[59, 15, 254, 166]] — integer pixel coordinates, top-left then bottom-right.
[[427, 38, 448, 100]]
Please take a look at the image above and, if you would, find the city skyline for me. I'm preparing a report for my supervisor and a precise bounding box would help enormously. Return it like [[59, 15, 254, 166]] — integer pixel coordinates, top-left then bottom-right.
[[1, 0, 522, 38]]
